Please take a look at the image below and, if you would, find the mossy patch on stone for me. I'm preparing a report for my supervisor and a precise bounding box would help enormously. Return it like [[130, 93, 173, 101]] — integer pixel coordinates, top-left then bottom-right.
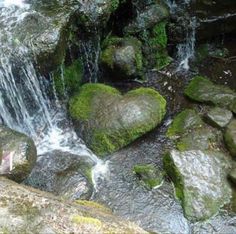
[[69, 83, 120, 121], [69, 84, 166, 156], [167, 109, 203, 138], [72, 215, 102, 228], [53, 59, 83, 97], [133, 164, 164, 189], [184, 76, 236, 112]]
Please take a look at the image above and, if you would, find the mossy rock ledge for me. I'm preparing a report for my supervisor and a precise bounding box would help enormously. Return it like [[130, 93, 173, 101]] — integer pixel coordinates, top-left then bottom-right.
[[184, 76, 236, 113], [69, 83, 166, 157], [0, 177, 147, 234]]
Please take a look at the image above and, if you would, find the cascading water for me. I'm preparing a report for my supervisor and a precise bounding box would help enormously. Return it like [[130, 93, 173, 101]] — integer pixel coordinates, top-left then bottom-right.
[[0, 1, 107, 185]]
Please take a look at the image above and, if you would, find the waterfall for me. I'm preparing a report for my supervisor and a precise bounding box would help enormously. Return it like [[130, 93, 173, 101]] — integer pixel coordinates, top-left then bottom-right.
[[0, 1, 107, 183], [177, 17, 197, 71]]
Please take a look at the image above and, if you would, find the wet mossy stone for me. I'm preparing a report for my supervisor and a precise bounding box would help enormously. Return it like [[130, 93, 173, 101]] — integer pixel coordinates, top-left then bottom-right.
[[101, 36, 143, 78], [176, 127, 222, 152], [206, 107, 233, 128], [0, 126, 37, 183], [163, 149, 232, 221], [69, 83, 166, 156], [133, 164, 164, 189], [53, 59, 83, 98], [184, 76, 236, 113], [167, 109, 203, 138], [224, 119, 236, 157]]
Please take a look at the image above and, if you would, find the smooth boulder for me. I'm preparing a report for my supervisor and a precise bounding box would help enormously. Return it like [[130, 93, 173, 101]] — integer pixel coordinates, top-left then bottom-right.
[[164, 150, 232, 221], [0, 177, 147, 234], [0, 126, 36, 182], [69, 84, 166, 156], [25, 150, 94, 200]]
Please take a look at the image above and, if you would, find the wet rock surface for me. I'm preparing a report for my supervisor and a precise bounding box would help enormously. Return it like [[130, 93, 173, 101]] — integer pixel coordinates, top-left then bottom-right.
[[0, 125, 36, 182], [0, 177, 147, 234], [206, 107, 233, 128], [25, 150, 94, 200], [164, 149, 232, 221]]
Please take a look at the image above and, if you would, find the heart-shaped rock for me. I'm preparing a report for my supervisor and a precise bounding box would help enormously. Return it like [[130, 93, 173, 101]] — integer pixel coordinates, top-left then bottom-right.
[[69, 84, 166, 157]]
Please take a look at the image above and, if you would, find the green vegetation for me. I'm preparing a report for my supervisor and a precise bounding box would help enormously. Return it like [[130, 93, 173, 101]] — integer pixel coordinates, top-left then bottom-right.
[[53, 59, 83, 97], [72, 215, 102, 228]]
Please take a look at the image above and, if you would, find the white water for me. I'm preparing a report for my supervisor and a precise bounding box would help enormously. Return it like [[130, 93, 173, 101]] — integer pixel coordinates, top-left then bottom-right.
[[0, 1, 107, 185]]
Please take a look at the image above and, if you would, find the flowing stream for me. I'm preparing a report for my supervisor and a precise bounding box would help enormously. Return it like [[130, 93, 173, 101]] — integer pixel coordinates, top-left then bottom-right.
[[0, 0, 107, 185]]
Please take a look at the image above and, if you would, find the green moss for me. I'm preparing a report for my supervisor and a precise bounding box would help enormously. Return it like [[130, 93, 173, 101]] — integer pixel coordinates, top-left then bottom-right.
[[101, 46, 115, 69], [184, 76, 213, 101], [163, 152, 184, 201], [69, 83, 120, 121], [72, 215, 102, 227], [75, 200, 111, 213], [110, 0, 120, 11], [53, 59, 83, 97], [151, 22, 168, 49], [133, 164, 163, 188], [166, 109, 203, 138]]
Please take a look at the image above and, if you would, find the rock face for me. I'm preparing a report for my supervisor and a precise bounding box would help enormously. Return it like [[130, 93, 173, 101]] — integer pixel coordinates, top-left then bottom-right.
[[164, 150, 232, 221], [0, 177, 147, 234], [224, 119, 236, 157], [184, 76, 236, 113], [101, 37, 143, 78], [124, 2, 169, 34], [69, 84, 166, 156], [206, 107, 233, 128], [24, 151, 94, 200], [0, 126, 36, 182]]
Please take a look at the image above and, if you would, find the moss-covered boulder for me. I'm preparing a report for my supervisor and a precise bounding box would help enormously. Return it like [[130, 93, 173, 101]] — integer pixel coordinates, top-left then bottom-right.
[[0, 126, 37, 183], [69, 83, 166, 156], [101, 37, 143, 78], [206, 107, 233, 128], [184, 76, 236, 113], [133, 164, 164, 189], [0, 177, 147, 234], [25, 151, 94, 200], [224, 119, 236, 157], [163, 150, 232, 221], [167, 109, 203, 138]]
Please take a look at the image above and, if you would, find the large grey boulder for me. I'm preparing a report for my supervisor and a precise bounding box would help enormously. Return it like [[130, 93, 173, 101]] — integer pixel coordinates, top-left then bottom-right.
[[69, 83, 166, 157], [25, 150, 94, 200], [164, 150, 232, 221], [0, 177, 147, 234], [0, 126, 36, 182]]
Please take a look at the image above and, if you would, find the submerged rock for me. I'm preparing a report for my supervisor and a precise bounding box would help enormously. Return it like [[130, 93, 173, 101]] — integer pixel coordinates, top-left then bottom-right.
[[164, 150, 232, 221], [69, 84, 166, 156], [184, 76, 236, 113], [25, 151, 94, 200], [0, 126, 36, 182], [0, 177, 147, 234], [101, 37, 143, 78], [224, 119, 236, 157], [133, 164, 164, 189], [206, 107, 233, 128]]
